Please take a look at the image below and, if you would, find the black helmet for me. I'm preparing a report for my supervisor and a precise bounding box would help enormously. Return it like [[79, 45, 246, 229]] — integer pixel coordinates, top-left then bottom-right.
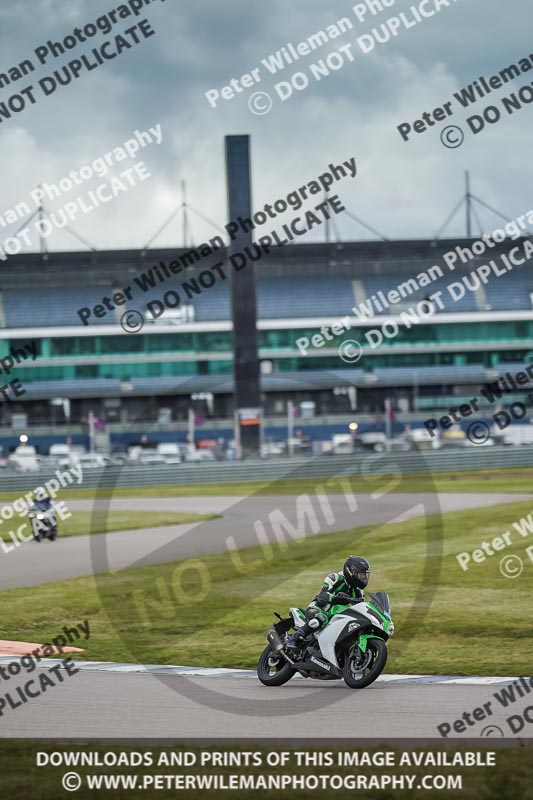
[[343, 555, 370, 590]]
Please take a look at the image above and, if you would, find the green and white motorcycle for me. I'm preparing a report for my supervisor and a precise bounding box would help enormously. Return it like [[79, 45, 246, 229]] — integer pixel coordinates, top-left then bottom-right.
[[257, 592, 394, 689]]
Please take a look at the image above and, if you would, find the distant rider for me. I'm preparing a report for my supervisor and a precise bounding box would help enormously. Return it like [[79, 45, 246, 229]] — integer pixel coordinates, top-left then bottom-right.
[[285, 555, 371, 654], [34, 486, 53, 512], [33, 486, 57, 525]]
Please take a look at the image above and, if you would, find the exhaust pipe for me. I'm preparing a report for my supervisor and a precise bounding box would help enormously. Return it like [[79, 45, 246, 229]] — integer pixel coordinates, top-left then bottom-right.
[[266, 628, 296, 665], [266, 628, 284, 651]]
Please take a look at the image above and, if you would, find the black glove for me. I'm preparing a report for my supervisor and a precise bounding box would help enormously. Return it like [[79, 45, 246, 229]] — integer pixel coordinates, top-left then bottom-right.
[[333, 592, 353, 605]]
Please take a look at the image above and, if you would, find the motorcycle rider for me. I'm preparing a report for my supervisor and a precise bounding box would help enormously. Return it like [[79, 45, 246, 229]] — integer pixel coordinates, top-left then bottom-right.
[[285, 555, 370, 654], [34, 486, 53, 511], [32, 486, 57, 538]]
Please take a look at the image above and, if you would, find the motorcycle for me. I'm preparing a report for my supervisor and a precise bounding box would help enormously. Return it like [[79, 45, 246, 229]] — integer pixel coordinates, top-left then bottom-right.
[[29, 504, 58, 542], [257, 592, 394, 689]]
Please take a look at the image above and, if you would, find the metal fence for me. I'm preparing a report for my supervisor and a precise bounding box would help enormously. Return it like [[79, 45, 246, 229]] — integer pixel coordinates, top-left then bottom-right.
[[0, 446, 531, 492]]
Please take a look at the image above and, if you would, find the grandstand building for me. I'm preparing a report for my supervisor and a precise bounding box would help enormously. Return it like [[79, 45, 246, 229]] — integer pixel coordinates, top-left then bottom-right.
[[2, 237, 532, 445]]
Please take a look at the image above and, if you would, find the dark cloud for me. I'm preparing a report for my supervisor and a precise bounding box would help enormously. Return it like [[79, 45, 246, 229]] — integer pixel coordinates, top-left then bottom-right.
[[0, 0, 530, 253]]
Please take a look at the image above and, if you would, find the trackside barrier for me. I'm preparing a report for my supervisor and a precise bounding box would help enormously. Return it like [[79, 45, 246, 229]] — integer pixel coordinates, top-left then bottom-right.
[[0, 446, 531, 491]]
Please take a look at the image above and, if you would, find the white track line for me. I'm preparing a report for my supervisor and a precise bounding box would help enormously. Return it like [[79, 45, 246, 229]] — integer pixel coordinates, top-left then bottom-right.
[[0, 656, 520, 684]]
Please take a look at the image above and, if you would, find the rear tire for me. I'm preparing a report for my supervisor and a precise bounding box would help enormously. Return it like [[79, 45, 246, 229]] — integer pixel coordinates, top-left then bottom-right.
[[257, 645, 296, 687], [343, 639, 388, 689]]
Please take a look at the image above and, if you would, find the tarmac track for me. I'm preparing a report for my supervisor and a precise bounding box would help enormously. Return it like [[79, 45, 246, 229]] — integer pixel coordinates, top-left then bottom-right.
[[1, 669, 530, 740], [1, 492, 531, 589], [1, 492, 531, 741]]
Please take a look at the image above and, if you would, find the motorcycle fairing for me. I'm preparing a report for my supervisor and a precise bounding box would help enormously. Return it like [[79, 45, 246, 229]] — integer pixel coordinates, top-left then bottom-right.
[[289, 607, 306, 628], [315, 602, 387, 668]]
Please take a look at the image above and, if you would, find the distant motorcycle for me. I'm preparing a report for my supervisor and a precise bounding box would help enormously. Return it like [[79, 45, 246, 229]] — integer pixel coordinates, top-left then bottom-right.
[[257, 592, 394, 689], [29, 504, 58, 542]]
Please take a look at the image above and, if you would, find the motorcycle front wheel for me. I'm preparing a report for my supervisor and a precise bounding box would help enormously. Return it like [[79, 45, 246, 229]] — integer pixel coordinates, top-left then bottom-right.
[[30, 523, 42, 542], [343, 639, 388, 689], [257, 645, 296, 687]]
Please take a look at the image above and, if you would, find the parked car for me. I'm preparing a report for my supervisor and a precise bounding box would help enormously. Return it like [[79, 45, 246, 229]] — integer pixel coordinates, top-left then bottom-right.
[[185, 450, 216, 462], [10, 445, 40, 472], [156, 443, 182, 464], [260, 442, 286, 458], [136, 452, 167, 466], [76, 454, 112, 469], [495, 423, 533, 446]]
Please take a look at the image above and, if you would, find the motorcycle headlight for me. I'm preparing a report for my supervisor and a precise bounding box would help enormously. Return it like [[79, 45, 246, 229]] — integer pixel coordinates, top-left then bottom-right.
[[37, 514, 45, 520], [388, 621, 395, 636]]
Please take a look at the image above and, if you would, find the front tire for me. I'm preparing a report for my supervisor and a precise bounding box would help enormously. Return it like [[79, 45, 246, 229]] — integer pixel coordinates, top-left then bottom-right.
[[257, 645, 296, 687], [343, 639, 387, 689]]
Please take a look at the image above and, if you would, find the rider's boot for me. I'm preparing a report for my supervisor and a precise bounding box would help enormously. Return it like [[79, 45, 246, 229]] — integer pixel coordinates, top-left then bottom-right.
[[284, 629, 306, 654]]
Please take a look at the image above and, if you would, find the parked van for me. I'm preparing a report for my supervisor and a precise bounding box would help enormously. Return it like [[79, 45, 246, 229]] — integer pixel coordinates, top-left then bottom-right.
[[10, 445, 39, 472], [156, 443, 182, 464]]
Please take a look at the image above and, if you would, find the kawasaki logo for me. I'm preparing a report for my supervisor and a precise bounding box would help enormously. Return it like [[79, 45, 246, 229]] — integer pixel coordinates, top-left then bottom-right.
[[311, 657, 330, 671]]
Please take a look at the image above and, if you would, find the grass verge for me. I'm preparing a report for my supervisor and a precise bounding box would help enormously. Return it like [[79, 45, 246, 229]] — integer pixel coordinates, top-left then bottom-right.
[[0, 500, 531, 675], [0, 466, 532, 503], [49, 510, 218, 539]]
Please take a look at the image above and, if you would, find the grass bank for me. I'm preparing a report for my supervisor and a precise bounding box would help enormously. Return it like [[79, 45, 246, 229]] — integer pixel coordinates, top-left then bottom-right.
[[47, 510, 218, 539], [1, 500, 531, 675]]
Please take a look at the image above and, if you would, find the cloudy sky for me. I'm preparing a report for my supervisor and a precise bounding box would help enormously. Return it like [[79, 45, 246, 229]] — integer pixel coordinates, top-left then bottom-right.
[[0, 0, 531, 254]]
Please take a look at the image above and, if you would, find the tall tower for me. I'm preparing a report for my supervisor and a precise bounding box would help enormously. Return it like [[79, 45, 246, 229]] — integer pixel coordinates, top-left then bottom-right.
[[225, 135, 261, 457]]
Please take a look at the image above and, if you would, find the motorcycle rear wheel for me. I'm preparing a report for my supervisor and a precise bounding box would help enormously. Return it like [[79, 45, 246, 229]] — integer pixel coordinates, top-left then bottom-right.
[[257, 645, 296, 687], [343, 639, 387, 689]]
